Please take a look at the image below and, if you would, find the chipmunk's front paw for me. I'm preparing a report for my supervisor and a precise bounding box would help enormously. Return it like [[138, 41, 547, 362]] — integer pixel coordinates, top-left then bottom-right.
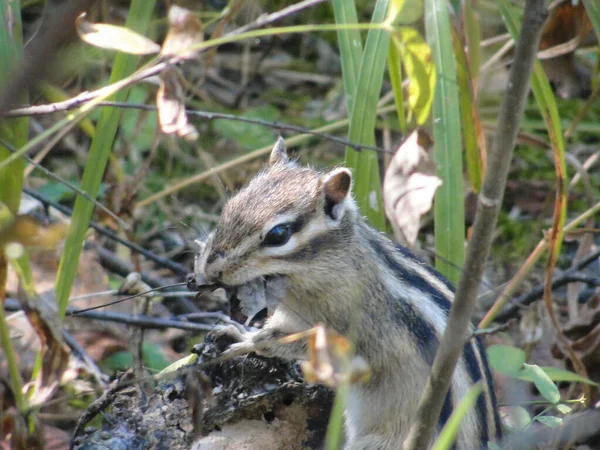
[[207, 324, 260, 357], [210, 324, 248, 343]]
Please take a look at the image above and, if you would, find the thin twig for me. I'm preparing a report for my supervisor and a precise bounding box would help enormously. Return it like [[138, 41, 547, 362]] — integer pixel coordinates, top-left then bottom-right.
[[23, 187, 190, 277], [494, 247, 600, 322], [66, 283, 185, 315], [402, 1, 548, 448], [94, 246, 198, 314], [9, 101, 390, 154], [4, 298, 217, 332]]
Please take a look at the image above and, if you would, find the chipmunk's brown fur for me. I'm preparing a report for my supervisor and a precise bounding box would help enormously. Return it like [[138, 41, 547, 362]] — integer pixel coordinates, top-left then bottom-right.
[[195, 138, 501, 449]]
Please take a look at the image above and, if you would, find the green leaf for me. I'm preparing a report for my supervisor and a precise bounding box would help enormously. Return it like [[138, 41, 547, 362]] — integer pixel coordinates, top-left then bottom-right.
[[519, 366, 599, 386], [486, 345, 526, 376], [158, 353, 198, 376], [504, 406, 531, 432], [555, 404, 571, 415], [432, 383, 483, 450], [535, 415, 562, 428], [100, 342, 171, 372], [392, 27, 435, 125], [388, 0, 424, 25], [387, 0, 405, 24], [425, 0, 464, 284], [522, 363, 561, 404]]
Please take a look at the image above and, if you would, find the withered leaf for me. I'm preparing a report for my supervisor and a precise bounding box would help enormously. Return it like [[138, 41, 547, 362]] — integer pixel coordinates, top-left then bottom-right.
[[281, 324, 370, 388], [0, 215, 68, 251], [156, 68, 199, 141], [383, 129, 441, 245], [76, 13, 161, 55], [161, 6, 204, 60], [20, 290, 70, 408]]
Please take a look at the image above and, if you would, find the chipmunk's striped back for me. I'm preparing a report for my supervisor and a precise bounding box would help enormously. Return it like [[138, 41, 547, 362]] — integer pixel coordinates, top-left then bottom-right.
[[358, 228, 502, 448], [197, 138, 502, 449]]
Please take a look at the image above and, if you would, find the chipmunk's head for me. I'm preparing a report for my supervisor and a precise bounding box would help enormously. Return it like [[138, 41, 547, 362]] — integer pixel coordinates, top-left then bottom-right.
[[195, 137, 357, 288]]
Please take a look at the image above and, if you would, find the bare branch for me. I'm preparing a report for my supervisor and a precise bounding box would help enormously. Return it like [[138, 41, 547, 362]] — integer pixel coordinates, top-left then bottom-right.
[[402, 0, 549, 448]]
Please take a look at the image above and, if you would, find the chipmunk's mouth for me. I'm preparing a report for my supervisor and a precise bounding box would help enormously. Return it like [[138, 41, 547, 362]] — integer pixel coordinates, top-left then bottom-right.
[[187, 272, 289, 324]]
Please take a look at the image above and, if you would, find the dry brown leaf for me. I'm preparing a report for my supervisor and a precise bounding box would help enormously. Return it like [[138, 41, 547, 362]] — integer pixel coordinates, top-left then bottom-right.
[[161, 6, 204, 60], [19, 289, 70, 408], [383, 129, 441, 246], [75, 13, 161, 55], [0, 215, 68, 251], [156, 69, 199, 141], [0, 411, 44, 450], [155, 6, 203, 140], [281, 324, 370, 388], [541, 1, 595, 51]]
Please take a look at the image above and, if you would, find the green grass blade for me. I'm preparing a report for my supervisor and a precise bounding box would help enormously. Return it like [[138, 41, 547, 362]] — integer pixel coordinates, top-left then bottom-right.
[[0, 0, 28, 413], [388, 41, 407, 134], [582, 0, 600, 42], [499, 0, 567, 256], [324, 381, 349, 450], [432, 383, 483, 450], [0, 0, 26, 215], [332, 0, 363, 115], [462, 0, 481, 88], [451, 23, 484, 193], [55, 0, 156, 317], [345, 0, 390, 229], [425, 0, 464, 284]]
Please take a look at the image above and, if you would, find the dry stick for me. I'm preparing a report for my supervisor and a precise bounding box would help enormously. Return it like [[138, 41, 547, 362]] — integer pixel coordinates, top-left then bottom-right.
[[493, 247, 600, 322], [402, 1, 548, 448]]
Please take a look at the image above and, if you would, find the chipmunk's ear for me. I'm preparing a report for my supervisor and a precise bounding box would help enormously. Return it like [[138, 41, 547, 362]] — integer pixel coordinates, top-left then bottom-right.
[[322, 168, 352, 220], [269, 136, 289, 166]]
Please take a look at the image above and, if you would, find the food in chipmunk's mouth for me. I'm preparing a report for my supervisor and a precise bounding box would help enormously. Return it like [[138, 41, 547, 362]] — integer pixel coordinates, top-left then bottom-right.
[[233, 276, 289, 325], [188, 268, 289, 325]]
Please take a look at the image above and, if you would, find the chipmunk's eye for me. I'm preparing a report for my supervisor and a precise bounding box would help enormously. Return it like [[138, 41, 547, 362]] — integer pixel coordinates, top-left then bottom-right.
[[263, 223, 292, 246]]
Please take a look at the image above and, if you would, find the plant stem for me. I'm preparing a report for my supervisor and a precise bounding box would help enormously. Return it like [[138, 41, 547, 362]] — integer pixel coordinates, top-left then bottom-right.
[[402, 1, 548, 448]]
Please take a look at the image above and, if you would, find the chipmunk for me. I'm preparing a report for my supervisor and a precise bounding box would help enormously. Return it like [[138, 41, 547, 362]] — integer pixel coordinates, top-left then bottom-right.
[[193, 138, 502, 449]]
